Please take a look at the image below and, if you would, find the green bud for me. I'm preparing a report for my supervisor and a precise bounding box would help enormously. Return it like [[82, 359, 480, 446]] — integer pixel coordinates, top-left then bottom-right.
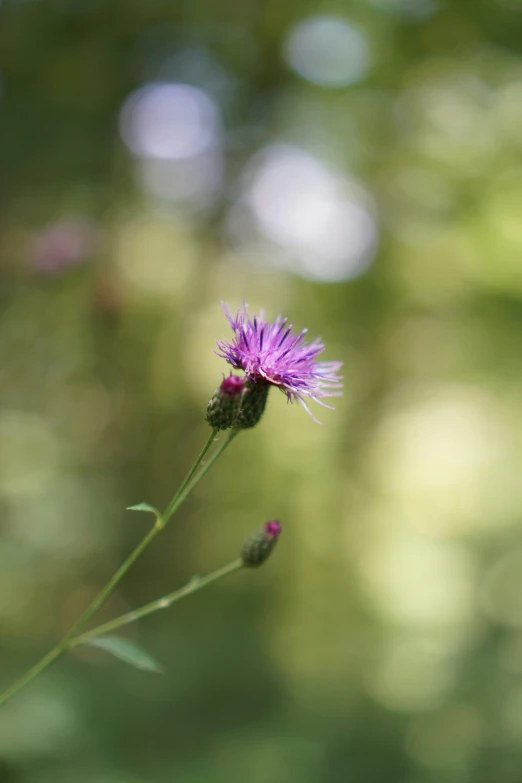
[[206, 375, 245, 430], [241, 521, 282, 567], [206, 376, 269, 431]]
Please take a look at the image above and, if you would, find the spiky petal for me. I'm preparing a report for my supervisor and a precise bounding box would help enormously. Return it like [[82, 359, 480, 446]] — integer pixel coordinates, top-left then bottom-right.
[[216, 302, 342, 422]]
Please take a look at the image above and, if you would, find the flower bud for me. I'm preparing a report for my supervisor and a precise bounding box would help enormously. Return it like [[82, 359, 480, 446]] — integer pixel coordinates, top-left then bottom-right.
[[206, 376, 269, 431], [241, 520, 282, 567], [206, 375, 246, 430]]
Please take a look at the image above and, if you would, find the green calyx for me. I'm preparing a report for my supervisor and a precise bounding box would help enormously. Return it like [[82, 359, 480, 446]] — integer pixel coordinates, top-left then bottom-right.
[[241, 526, 281, 567], [206, 379, 269, 431]]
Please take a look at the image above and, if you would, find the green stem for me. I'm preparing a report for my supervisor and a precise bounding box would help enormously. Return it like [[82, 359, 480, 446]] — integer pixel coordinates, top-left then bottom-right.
[[162, 429, 239, 526], [164, 428, 239, 524], [71, 559, 244, 648], [161, 428, 219, 524], [0, 647, 67, 709], [0, 427, 239, 708], [65, 427, 220, 641]]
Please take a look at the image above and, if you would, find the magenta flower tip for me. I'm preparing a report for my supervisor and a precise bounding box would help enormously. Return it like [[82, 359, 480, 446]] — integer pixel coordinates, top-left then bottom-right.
[[265, 520, 282, 538], [216, 302, 342, 421], [221, 374, 245, 396]]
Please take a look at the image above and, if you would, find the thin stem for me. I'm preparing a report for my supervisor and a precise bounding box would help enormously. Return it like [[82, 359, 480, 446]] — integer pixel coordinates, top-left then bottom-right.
[[64, 428, 220, 640], [161, 428, 220, 525], [0, 427, 240, 709], [162, 428, 239, 526], [71, 559, 244, 648], [0, 647, 66, 709]]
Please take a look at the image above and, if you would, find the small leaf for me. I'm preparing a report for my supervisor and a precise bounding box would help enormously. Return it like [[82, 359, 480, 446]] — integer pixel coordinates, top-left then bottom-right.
[[126, 502, 161, 521], [88, 636, 165, 674]]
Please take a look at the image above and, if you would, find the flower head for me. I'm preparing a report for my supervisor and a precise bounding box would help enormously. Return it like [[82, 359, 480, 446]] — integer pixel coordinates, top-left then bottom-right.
[[216, 302, 342, 421]]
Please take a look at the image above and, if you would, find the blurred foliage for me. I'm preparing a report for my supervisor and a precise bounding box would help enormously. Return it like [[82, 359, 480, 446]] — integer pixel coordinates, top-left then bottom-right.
[[1, 0, 522, 781]]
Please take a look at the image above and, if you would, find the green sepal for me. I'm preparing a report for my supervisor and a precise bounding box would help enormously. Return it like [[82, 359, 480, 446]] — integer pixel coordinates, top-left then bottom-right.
[[87, 636, 164, 674], [241, 528, 280, 567], [206, 380, 270, 431], [126, 502, 161, 522]]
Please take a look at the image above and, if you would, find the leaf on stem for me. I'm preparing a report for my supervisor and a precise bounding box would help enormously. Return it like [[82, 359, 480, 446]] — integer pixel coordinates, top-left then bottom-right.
[[126, 502, 161, 521], [87, 636, 165, 674]]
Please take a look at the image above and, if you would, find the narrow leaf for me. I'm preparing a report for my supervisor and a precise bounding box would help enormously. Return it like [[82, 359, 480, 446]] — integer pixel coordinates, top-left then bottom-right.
[[88, 636, 165, 674], [126, 502, 161, 521]]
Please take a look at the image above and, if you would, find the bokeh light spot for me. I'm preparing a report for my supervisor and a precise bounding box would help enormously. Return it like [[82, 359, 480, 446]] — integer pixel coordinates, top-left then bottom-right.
[[284, 15, 371, 88], [360, 533, 475, 627], [367, 637, 457, 712], [232, 144, 378, 282], [119, 82, 220, 160]]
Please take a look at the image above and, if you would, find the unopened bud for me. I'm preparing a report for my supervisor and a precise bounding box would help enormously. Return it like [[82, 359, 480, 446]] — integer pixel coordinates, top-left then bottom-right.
[[206, 376, 269, 431], [241, 520, 282, 567], [206, 375, 246, 430]]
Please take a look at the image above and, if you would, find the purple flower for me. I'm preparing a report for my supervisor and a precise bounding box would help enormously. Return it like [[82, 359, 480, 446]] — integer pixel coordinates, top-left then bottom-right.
[[216, 302, 342, 422]]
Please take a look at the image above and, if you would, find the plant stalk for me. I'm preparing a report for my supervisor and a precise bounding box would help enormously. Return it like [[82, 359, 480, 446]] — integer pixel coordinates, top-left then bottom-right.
[[0, 427, 239, 708], [71, 559, 244, 647]]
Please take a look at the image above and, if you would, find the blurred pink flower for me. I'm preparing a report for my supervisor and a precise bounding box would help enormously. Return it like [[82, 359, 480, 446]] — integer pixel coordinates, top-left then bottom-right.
[[29, 217, 100, 275]]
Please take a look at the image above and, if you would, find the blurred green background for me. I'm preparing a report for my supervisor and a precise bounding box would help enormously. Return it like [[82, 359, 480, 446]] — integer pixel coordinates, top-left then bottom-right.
[[1, 0, 522, 781]]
